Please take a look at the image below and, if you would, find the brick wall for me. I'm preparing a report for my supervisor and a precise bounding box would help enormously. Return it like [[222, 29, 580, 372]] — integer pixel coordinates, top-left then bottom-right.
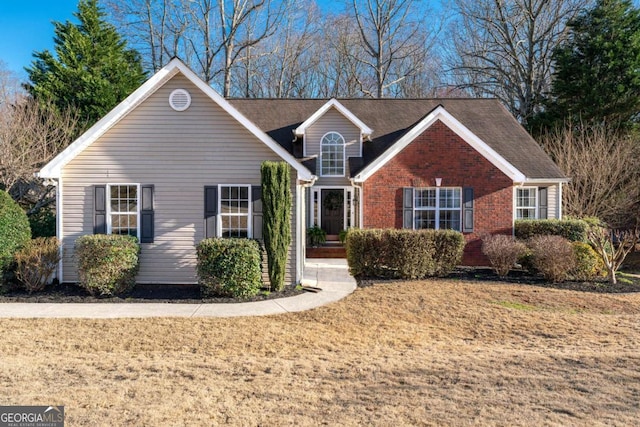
[[362, 120, 514, 265]]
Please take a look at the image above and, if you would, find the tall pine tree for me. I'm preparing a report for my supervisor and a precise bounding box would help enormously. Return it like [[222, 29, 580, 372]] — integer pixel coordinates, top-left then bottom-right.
[[26, 0, 147, 133], [534, 0, 640, 131]]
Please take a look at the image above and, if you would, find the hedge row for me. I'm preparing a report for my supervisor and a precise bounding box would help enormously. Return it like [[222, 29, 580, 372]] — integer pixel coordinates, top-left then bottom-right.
[[514, 219, 591, 242], [346, 229, 465, 279]]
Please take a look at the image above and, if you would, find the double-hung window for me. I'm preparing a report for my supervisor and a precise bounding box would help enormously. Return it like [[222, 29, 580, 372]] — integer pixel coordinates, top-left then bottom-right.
[[108, 184, 139, 237], [219, 185, 250, 238], [320, 132, 345, 176], [414, 187, 461, 231], [516, 187, 537, 219]]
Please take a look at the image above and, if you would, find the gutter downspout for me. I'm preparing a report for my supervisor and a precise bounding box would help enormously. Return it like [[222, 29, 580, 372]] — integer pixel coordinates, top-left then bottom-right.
[[350, 179, 364, 229]]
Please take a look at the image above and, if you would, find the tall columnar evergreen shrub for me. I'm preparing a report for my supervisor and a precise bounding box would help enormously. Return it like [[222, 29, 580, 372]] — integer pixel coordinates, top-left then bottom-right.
[[0, 190, 31, 276], [261, 161, 292, 291]]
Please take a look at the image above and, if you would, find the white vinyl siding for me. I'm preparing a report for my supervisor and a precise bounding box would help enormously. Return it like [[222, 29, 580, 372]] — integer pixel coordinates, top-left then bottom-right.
[[305, 107, 361, 186], [60, 73, 298, 284]]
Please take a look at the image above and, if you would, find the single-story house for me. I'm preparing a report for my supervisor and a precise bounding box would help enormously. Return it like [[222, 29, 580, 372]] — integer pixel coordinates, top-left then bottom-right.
[[38, 58, 568, 285]]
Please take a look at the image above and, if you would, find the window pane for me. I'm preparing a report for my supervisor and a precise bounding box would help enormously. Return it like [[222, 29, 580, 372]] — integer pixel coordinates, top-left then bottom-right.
[[440, 210, 461, 231], [415, 210, 436, 229], [517, 188, 536, 208], [109, 185, 139, 237], [440, 188, 461, 209], [321, 132, 345, 176], [415, 189, 436, 208]]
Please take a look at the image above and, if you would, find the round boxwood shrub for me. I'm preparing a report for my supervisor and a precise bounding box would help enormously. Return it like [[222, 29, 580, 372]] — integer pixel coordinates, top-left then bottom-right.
[[196, 238, 262, 298], [570, 241, 606, 281], [75, 234, 140, 296], [0, 190, 31, 276]]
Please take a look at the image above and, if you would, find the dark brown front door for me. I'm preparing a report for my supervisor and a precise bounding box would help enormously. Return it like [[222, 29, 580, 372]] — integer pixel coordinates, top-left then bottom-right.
[[321, 189, 344, 236]]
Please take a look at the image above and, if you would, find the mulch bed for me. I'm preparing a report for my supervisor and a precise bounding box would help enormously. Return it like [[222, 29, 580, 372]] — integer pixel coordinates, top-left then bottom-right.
[[0, 282, 305, 304]]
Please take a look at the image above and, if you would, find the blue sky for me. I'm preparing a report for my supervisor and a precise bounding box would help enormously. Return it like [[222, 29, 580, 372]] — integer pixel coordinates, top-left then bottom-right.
[[0, 0, 80, 77], [0, 0, 346, 78]]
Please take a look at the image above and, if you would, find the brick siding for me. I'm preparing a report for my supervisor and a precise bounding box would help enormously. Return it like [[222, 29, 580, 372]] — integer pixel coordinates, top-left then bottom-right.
[[362, 120, 514, 265]]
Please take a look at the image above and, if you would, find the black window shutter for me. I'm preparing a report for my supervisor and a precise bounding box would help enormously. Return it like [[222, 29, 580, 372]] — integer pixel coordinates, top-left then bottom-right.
[[538, 187, 548, 219], [403, 188, 414, 229], [462, 187, 474, 233], [252, 185, 263, 239], [140, 185, 154, 243], [204, 186, 218, 238], [94, 185, 107, 234]]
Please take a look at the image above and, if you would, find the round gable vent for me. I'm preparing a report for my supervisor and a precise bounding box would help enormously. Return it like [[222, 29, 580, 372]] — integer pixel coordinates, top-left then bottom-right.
[[169, 89, 191, 111]]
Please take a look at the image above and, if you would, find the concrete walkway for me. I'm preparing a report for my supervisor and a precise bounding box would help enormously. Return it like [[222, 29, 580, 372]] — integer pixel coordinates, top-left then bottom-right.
[[0, 259, 356, 319]]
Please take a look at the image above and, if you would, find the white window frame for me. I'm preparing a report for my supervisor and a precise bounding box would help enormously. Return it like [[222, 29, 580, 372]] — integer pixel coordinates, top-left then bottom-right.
[[515, 187, 538, 219], [413, 187, 462, 231], [218, 184, 252, 238], [106, 183, 141, 239], [320, 131, 346, 177]]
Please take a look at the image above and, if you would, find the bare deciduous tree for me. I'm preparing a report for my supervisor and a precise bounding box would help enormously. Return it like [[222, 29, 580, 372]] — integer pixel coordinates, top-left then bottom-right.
[[588, 227, 639, 284], [448, 0, 588, 124], [539, 123, 640, 228], [0, 90, 78, 211], [349, 0, 440, 98], [233, 0, 320, 97], [107, 0, 288, 97]]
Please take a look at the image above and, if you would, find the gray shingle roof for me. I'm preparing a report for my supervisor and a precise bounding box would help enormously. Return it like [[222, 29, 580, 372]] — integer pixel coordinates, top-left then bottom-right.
[[229, 98, 566, 180]]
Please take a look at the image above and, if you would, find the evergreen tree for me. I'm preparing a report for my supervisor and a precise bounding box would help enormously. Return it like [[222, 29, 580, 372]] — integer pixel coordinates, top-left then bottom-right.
[[26, 0, 146, 132], [261, 161, 292, 292], [533, 0, 640, 131]]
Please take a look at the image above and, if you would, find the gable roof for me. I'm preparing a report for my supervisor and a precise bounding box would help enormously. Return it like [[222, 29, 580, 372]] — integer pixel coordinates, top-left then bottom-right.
[[293, 98, 373, 137], [38, 58, 314, 181], [230, 98, 567, 182]]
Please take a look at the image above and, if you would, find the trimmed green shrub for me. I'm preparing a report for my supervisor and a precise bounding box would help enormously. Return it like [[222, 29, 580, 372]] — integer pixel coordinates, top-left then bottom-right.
[[527, 235, 576, 283], [28, 208, 56, 238], [482, 234, 527, 277], [14, 237, 61, 293], [261, 161, 292, 291], [515, 219, 590, 242], [0, 190, 31, 276], [196, 238, 262, 298], [346, 229, 465, 279], [570, 241, 606, 281], [75, 234, 140, 296]]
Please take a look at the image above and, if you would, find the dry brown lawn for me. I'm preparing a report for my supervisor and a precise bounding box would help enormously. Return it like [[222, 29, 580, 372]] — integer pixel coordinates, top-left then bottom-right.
[[2, 280, 640, 426]]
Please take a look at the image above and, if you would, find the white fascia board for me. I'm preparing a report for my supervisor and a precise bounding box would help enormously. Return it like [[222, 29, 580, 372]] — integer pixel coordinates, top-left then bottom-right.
[[520, 178, 571, 185], [38, 58, 314, 181], [293, 98, 373, 137], [353, 105, 527, 183]]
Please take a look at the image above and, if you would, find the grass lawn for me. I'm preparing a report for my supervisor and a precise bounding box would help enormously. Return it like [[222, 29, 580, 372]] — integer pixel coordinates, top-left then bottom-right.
[[2, 279, 640, 425]]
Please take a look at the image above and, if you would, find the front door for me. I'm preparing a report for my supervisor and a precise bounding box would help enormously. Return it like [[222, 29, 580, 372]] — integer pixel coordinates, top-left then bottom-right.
[[321, 189, 344, 236]]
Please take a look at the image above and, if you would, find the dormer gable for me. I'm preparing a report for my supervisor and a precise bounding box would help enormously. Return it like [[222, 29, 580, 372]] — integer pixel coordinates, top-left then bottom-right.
[[294, 99, 373, 164], [294, 98, 373, 139]]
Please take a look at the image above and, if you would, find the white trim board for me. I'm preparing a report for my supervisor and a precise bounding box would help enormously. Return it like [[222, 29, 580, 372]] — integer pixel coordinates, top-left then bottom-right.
[[353, 105, 527, 183], [294, 98, 373, 137], [38, 58, 315, 181]]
